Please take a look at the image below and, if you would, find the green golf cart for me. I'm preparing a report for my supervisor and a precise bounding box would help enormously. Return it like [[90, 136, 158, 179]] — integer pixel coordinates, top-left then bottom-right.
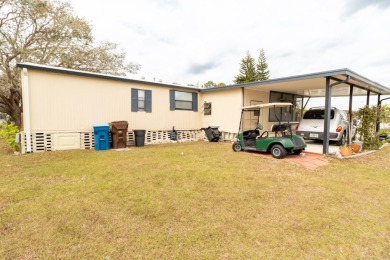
[[232, 102, 306, 159]]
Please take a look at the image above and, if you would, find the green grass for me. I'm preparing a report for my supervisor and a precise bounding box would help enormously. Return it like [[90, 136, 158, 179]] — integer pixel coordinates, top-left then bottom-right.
[[1, 140, 390, 259]]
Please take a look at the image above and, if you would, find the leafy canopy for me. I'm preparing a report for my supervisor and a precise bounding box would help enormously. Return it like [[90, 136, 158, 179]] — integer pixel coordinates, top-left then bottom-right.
[[0, 0, 140, 127]]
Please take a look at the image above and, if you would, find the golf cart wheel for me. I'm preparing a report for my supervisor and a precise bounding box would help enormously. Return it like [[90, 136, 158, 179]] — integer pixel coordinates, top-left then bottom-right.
[[232, 142, 242, 152], [293, 149, 303, 155], [336, 132, 346, 146], [270, 144, 287, 159]]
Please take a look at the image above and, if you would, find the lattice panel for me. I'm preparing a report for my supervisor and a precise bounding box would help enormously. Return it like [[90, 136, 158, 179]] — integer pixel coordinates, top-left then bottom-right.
[[21, 132, 52, 153], [220, 131, 237, 141], [127, 131, 135, 146], [146, 131, 171, 144], [81, 132, 94, 149]]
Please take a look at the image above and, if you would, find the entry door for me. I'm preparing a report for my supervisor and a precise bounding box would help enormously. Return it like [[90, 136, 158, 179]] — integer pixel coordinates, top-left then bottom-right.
[[242, 100, 263, 131]]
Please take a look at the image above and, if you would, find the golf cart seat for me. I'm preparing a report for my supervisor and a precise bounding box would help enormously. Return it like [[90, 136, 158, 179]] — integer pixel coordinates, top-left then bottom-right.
[[271, 123, 289, 137], [243, 129, 260, 139]]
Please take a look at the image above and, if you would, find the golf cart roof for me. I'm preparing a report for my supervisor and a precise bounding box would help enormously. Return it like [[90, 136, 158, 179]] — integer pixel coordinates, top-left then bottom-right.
[[242, 102, 293, 110]]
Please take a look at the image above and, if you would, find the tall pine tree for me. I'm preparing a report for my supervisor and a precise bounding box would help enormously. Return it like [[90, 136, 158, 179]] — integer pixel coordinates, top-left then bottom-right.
[[234, 51, 257, 84], [256, 49, 270, 81]]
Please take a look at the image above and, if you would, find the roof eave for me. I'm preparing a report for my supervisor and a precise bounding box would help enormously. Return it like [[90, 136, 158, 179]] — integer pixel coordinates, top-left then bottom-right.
[[17, 62, 200, 91]]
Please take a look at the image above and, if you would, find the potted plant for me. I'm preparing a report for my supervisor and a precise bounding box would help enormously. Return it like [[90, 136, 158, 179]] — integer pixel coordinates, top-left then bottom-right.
[[339, 143, 352, 156]]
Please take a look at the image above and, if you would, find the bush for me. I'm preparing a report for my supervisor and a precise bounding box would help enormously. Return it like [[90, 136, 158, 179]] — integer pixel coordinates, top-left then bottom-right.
[[0, 122, 20, 151], [355, 105, 387, 150]]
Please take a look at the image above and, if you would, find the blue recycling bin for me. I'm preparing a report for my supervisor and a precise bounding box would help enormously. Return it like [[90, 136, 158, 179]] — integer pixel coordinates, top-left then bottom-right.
[[93, 124, 110, 151]]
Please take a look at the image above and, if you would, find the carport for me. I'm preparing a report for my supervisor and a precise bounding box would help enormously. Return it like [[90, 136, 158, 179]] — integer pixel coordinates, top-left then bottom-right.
[[229, 68, 390, 154]]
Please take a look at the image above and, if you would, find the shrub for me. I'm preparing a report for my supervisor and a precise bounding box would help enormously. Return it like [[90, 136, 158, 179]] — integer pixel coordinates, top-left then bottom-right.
[[0, 122, 20, 151], [355, 105, 387, 150]]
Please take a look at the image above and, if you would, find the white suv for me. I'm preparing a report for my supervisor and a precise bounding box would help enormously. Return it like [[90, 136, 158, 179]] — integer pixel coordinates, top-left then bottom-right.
[[296, 107, 349, 146]]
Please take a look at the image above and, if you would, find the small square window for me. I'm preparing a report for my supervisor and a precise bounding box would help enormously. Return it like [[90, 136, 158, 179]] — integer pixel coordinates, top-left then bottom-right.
[[204, 102, 212, 115]]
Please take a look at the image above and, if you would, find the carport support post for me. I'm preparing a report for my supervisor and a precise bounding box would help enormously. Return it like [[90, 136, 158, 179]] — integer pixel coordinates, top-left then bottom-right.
[[348, 85, 354, 144], [323, 77, 332, 154], [376, 94, 381, 132], [366, 90, 371, 106]]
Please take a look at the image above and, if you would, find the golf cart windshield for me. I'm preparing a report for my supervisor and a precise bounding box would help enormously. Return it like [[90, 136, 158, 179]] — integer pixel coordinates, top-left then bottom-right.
[[239, 103, 292, 132], [242, 102, 293, 110]]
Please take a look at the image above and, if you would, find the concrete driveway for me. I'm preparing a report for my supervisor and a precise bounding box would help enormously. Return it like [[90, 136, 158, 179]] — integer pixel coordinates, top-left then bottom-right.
[[304, 140, 340, 154]]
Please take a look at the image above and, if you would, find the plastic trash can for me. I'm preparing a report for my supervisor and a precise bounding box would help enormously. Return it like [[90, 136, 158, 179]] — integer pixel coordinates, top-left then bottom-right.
[[201, 126, 221, 142], [93, 124, 110, 150], [110, 121, 128, 149], [134, 130, 146, 147]]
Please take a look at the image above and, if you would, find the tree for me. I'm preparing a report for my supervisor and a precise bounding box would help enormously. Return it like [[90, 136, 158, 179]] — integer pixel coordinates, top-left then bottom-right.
[[233, 51, 257, 84], [256, 49, 270, 81], [202, 81, 226, 89], [0, 0, 140, 127]]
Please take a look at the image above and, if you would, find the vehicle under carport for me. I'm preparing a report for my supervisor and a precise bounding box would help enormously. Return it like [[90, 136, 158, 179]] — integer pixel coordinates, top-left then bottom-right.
[[206, 68, 390, 154]]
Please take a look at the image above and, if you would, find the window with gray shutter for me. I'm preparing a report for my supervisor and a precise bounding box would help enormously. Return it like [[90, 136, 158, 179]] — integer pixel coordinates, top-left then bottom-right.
[[131, 88, 152, 113], [170, 90, 198, 111]]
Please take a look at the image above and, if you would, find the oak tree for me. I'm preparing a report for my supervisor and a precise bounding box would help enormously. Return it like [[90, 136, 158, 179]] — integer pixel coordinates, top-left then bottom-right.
[[0, 0, 140, 127]]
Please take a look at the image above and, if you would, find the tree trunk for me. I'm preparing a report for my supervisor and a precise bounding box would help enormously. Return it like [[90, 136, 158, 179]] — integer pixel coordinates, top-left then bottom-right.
[[9, 103, 22, 128], [0, 91, 22, 128]]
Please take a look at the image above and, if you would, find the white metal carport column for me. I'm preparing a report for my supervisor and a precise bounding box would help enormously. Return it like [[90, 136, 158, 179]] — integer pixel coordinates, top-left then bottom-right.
[[22, 68, 32, 153]]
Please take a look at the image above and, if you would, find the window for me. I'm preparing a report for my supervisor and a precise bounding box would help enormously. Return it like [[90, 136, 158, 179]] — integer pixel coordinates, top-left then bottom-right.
[[175, 91, 192, 109], [169, 90, 198, 111], [204, 102, 212, 115], [269, 91, 303, 122], [131, 88, 152, 112], [303, 109, 335, 119], [138, 90, 145, 111]]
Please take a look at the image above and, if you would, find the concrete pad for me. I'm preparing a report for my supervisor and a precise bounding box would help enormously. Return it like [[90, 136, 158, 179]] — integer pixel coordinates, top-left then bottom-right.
[[304, 140, 339, 154]]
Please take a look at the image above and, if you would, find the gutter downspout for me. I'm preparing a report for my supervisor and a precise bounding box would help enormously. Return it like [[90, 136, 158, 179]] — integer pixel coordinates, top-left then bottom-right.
[[22, 68, 32, 153], [323, 75, 350, 154]]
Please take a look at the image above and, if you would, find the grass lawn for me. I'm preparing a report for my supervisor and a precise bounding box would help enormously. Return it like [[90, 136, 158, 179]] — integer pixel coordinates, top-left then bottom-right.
[[0, 140, 389, 259]]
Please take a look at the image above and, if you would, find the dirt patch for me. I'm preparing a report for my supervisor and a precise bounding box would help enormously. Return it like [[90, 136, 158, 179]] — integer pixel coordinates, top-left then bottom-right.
[[245, 151, 330, 170]]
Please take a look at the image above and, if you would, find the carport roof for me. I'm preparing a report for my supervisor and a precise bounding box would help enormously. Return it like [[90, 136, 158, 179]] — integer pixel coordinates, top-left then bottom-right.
[[201, 68, 390, 97]]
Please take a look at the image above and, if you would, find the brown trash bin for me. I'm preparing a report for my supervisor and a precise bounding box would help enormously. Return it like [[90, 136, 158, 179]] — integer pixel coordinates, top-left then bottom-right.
[[110, 121, 128, 149]]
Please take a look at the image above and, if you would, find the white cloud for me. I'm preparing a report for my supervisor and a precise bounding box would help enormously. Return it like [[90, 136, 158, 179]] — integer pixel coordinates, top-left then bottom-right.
[[66, 0, 390, 88]]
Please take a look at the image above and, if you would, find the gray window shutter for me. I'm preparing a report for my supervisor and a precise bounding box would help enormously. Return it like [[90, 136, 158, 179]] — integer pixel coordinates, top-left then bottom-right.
[[169, 90, 175, 111], [192, 92, 198, 112], [145, 90, 152, 113], [131, 88, 138, 112]]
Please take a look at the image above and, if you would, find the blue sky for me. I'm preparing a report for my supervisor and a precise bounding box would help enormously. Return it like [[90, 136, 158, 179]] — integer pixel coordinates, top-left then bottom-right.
[[66, 0, 390, 108]]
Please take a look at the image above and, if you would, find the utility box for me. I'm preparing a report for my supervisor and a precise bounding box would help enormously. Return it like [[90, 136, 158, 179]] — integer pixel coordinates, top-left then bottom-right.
[[110, 121, 128, 149], [93, 124, 110, 151]]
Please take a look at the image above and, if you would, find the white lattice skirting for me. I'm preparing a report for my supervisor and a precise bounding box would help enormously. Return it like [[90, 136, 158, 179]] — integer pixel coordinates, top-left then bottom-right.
[[20, 129, 219, 153]]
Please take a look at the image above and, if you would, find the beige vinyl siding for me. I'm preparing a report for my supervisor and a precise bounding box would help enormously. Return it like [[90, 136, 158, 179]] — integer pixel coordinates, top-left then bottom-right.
[[200, 88, 242, 133], [27, 70, 199, 132], [243, 89, 272, 131]]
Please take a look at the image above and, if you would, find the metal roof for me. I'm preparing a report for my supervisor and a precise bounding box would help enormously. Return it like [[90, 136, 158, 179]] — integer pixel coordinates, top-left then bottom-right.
[[17, 63, 390, 97], [201, 68, 390, 97], [17, 62, 199, 91]]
